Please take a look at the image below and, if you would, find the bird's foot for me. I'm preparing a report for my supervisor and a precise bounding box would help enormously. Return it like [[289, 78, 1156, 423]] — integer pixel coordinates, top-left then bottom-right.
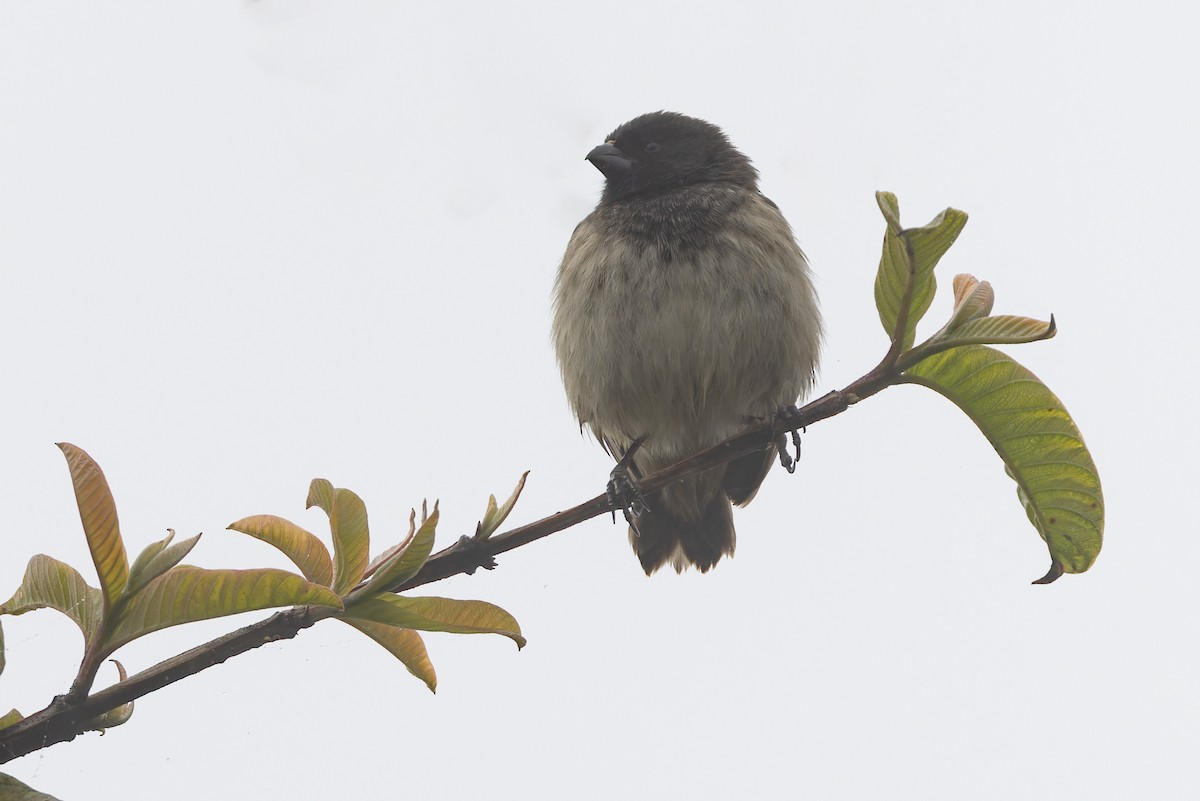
[[607, 436, 649, 530], [772, 405, 804, 474]]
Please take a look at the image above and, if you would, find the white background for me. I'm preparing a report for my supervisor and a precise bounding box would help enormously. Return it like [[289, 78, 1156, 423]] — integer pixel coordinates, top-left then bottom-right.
[[1, 2, 1196, 799]]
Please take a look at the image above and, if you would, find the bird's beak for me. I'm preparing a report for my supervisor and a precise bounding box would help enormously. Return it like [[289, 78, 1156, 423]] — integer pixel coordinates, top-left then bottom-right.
[[586, 141, 632, 178]]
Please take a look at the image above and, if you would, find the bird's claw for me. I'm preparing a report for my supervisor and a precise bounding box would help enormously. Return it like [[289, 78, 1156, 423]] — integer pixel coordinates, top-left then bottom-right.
[[772, 405, 804, 474], [607, 467, 649, 527], [608, 436, 649, 530]]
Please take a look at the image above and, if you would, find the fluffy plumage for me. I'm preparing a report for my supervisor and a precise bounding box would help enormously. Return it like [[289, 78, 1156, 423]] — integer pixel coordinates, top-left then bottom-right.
[[553, 112, 821, 574]]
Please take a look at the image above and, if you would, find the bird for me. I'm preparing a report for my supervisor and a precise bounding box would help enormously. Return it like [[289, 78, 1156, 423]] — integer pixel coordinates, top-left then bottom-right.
[[552, 111, 821, 574]]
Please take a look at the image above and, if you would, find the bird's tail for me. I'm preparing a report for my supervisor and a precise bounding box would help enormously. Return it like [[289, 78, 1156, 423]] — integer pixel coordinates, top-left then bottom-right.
[[629, 488, 735, 575], [627, 447, 775, 574]]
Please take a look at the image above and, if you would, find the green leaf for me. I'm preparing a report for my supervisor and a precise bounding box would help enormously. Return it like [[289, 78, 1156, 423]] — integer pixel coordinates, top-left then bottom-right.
[[873, 192, 969, 351], [477, 472, 530, 539], [357, 506, 439, 598], [338, 618, 436, 692], [0, 555, 103, 641], [902, 315, 1057, 372], [0, 710, 22, 731], [940, 315, 1056, 347], [106, 567, 342, 651], [228, 515, 334, 587], [84, 660, 134, 731], [124, 530, 202, 599], [0, 619, 5, 676], [56, 443, 128, 611], [306, 478, 335, 515], [0, 772, 63, 800], [346, 594, 525, 649], [902, 345, 1103, 580], [328, 489, 370, 596]]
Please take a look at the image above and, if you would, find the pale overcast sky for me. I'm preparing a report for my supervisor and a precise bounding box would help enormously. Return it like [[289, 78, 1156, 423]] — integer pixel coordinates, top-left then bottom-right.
[[2, 2, 1197, 799]]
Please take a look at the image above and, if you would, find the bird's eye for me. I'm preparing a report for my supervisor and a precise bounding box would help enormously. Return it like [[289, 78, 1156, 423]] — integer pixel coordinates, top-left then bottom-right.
[[644, 142, 661, 154]]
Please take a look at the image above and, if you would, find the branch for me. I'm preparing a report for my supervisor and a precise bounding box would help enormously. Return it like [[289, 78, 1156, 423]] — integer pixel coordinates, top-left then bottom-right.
[[0, 366, 898, 763]]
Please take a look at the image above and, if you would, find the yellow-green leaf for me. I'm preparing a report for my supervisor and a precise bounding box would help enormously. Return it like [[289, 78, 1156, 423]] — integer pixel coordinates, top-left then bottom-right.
[[0, 709, 22, 731], [329, 489, 370, 596], [346, 594, 525, 649], [56, 443, 128, 611], [902, 315, 1057, 372], [941, 314, 1056, 347], [0, 771, 62, 800], [125, 530, 201, 599], [339, 618, 436, 692], [364, 503, 420, 580], [478, 472, 530, 539], [0, 555, 103, 641], [902, 345, 1103, 580], [873, 192, 968, 352], [306, 478, 335, 515], [126, 530, 174, 592], [0, 619, 5, 676], [107, 566, 342, 651], [84, 660, 134, 731], [944, 274, 995, 331], [357, 506, 439, 598], [228, 515, 334, 587]]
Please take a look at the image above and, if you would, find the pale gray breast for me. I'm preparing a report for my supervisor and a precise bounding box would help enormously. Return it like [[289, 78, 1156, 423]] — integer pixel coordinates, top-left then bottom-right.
[[553, 187, 821, 458]]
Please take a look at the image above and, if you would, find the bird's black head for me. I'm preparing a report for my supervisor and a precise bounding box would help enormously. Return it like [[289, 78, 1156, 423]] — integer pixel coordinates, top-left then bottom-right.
[[586, 111, 758, 204]]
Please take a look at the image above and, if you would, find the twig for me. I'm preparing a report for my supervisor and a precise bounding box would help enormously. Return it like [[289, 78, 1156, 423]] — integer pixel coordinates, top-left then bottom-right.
[[0, 366, 901, 763]]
